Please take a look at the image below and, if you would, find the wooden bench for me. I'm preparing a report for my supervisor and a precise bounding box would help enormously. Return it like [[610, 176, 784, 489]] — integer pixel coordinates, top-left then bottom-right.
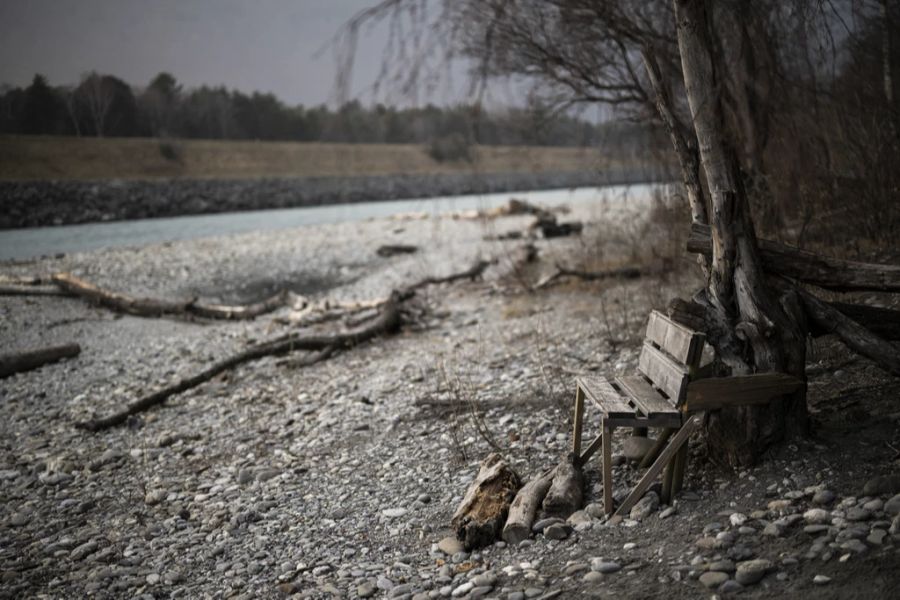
[[571, 310, 804, 517]]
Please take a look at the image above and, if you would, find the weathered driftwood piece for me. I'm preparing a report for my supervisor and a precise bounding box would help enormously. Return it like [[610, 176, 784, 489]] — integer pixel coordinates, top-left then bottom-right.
[[75, 293, 405, 431], [684, 373, 805, 412], [48, 273, 289, 320], [536, 263, 643, 289], [541, 454, 584, 518], [376, 244, 418, 257], [0, 343, 81, 378], [451, 453, 520, 550], [665, 297, 707, 334], [796, 288, 900, 376], [502, 468, 555, 545], [688, 223, 900, 293], [407, 259, 492, 291], [0, 284, 70, 297], [822, 302, 900, 341]]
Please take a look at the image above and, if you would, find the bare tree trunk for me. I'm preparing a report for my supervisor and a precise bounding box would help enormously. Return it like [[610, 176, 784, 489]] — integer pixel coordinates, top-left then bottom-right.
[[674, 0, 807, 466]]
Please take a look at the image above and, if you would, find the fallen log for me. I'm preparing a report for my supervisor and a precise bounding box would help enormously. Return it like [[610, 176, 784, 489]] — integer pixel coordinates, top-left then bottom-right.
[[451, 453, 520, 550], [74, 292, 405, 431], [536, 263, 643, 289], [687, 223, 900, 292], [502, 468, 555, 545], [796, 287, 900, 376], [541, 454, 584, 518], [49, 273, 288, 320], [0, 343, 81, 378], [0, 284, 70, 297], [825, 302, 900, 341]]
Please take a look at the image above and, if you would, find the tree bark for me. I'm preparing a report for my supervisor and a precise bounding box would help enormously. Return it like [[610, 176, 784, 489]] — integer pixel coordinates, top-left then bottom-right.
[[675, 0, 807, 466], [451, 453, 520, 550]]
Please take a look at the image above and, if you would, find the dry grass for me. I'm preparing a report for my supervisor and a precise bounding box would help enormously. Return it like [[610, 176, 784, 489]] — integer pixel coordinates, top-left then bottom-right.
[[0, 135, 608, 181]]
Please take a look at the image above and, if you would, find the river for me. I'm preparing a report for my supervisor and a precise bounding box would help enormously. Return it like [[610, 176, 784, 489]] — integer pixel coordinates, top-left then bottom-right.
[[0, 184, 659, 261]]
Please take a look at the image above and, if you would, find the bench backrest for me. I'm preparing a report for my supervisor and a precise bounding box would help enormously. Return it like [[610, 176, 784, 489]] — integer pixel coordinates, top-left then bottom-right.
[[638, 310, 705, 407]]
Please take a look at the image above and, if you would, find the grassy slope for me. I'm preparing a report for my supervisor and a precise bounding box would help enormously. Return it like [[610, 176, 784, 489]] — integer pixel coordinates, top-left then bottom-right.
[[0, 135, 613, 181]]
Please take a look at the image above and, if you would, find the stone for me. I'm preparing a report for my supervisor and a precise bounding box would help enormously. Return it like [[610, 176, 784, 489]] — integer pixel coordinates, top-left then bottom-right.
[[734, 559, 771, 586], [863, 474, 900, 496], [9, 513, 29, 527], [813, 575, 831, 585], [623, 436, 656, 462], [533, 517, 565, 533], [146, 573, 160, 585], [707, 560, 735, 573], [841, 539, 868, 554], [583, 571, 604, 583], [803, 525, 830, 535], [236, 469, 254, 485], [144, 489, 166, 505], [863, 498, 883, 512], [659, 507, 677, 519], [699, 571, 729, 589], [811, 489, 836, 505], [585, 503, 605, 519], [846, 507, 871, 522], [563, 563, 589, 576], [590, 560, 621, 574], [357, 583, 376, 598], [438, 537, 464, 556], [543, 523, 571, 540], [884, 494, 900, 517], [70, 541, 99, 561], [719, 580, 744, 593], [867, 529, 887, 545], [383, 507, 408, 518], [472, 573, 496, 587], [630, 491, 659, 521], [256, 468, 281, 482], [804, 508, 830, 524], [567, 510, 592, 526], [729, 513, 747, 527]]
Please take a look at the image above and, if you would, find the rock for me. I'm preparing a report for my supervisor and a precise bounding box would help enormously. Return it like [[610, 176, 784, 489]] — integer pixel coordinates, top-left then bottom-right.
[[867, 529, 887, 545], [734, 559, 772, 586], [9, 513, 29, 527], [729, 513, 747, 527], [357, 582, 376, 598], [813, 575, 831, 585], [383, 507, 408, 518], [863, 498, 883, 512], [438, 537, 464, 556], [708, 560, 735, 573], [567, 510, 592, 526], [763, 522, 785, 537], [659, 507, 677, 519], [630, 491, 659, 521], [699, 572, 729, 589], [256, 468, 281, 482], [533, 517, 565, 532], [543, 523, 571, 540], [804, 508, 830, 524], [803, 525, 830, 535], [841, 539, 868, 554], [883, 494, 900, 517], [812, 489, 836, 505], [623, 436, 656, 462], [767, 499, 794, 514], [846, 507, 871, 522], [144, 489, 166, 505], [146, 573, 160, 585], [891, 515, 900, 536], [590, 560, 621, 574], [452, 582, 473, 597], [563, 563, 589, 576], [584, 503, 605, 519], [863, 474, 900, 496], [70, 541, 99, 561], [236, 469, 254, 485], [719, 580, 744, 594], [583, 571, 604, 583]]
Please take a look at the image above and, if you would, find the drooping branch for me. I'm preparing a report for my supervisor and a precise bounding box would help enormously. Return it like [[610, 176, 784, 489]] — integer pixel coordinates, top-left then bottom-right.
[[688, 223, 900, 292]]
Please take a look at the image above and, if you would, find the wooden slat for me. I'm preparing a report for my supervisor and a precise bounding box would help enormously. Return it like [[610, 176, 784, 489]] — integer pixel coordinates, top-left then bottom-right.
[[602, 421, 613, 514], [576, 376, 633, 418], [638, 342, 690, 404], [615, 375, 680, 418], [572, 386, 585, 457], [645, 310, 705, 366], [614, 412, 704, 517], [683, 373, 805, 411]]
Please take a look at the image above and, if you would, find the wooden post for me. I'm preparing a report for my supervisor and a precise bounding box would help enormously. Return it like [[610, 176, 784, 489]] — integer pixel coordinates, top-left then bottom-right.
[[672, 444, 688, 496], [661, 457, 676, 505], [572, 386, 585, 457], [638, 427, 675, 469], [602, 420, 614, 515]]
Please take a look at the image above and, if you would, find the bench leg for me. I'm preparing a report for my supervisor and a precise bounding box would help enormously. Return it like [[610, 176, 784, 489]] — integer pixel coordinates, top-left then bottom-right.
[[661, 455, 676, 505], [613, 413, 704, 518], [672, 444, 688, 496], [602, 420, 614, 515], [638, 427, 675, 469], [572, 386, 585, 457], [577, 432, 604, 466]]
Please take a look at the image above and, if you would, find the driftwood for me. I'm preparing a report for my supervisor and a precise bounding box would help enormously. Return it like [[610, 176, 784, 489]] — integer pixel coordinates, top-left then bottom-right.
[[0, 284, 70, 297], [502, 468, 555, 545], [51, 273, 290, 320], [541, 454, 584, 518], [0, 343, 81, 378], [74, 292, 405, 431], [451, 453, 520, 550], [376, 244, 418, 257], [536, 263, 643, 289], [74, 258, 494, 431], [688, 223, 900, 293], [822, 302, 900, 341]]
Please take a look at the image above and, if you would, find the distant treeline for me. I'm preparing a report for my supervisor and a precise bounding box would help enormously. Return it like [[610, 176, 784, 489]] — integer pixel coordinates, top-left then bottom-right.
[[0, 72, 660, 152]]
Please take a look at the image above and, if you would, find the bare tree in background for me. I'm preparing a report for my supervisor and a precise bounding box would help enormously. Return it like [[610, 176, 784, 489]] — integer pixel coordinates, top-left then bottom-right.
[[78, 72, 115, 137], [344, 0, 900, 467]]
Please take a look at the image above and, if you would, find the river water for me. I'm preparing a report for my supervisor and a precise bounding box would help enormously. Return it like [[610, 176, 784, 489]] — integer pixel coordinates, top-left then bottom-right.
[[0, 184, 658, 261]]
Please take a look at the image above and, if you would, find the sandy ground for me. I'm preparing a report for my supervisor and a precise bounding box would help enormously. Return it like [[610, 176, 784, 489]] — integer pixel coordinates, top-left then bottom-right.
[[1, 195, 899, 599]]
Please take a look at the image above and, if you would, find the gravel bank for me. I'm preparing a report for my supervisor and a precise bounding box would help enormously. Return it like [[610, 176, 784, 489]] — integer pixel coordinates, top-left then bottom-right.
[[1, 197, 898, 599], [0, 166, 674, 229]]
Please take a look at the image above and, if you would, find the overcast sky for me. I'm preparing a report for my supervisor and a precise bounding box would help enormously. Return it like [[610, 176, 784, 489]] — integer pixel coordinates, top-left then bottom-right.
[[0, 0, 457, 106]]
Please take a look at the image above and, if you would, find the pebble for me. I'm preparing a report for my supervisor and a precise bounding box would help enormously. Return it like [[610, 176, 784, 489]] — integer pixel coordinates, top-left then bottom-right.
[[804, 508, 830, 524], [70, 541, 99, 561], [356, 583, 375, 598], [846, 507, 871, 522], [885, 494, 900, 516], [590, 560, 621, 574], [729, 513, 747, 527], [144, 489, 166, 505], [659, 507, 677, 519], [719, 580, 744, 593], [583, 571, 604, 583], [812, 489, 836, 505], [623, 436, 656, 462], [734, 559, 771, 585], [383, 507, 408, 518], [9, 513, 29, 527], [544, 523, 571, 540], [699, 571, 728, 589], [437, 537, 463, 555], [630, 491, 659, 521], [813, 575, 832, 585]]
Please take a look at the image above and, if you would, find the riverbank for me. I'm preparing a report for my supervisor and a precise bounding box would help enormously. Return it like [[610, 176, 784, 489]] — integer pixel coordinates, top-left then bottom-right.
[[1, 195, 897, 599]]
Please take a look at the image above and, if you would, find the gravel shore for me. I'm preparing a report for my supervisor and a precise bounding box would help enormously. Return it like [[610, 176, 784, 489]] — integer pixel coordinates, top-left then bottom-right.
[[1, 196, 898, 599]]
